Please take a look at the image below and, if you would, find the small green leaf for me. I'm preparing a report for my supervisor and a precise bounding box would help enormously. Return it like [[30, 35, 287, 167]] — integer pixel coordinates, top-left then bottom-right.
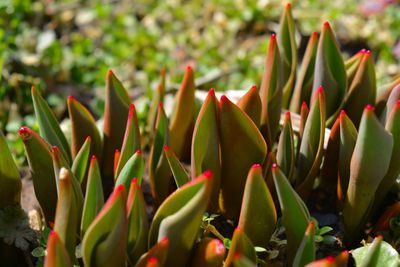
[[352, 236, 400, 267], [115, 150, 145, 192], [71, 136, 91, 184], [276, 112, 295, 182], [237, 85, 262, 127]]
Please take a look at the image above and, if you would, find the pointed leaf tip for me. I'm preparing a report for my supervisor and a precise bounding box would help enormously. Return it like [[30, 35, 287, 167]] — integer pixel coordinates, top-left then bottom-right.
[[209, 88, 215, 95], [250, 85, 257, 91], [90, 155, 96, 161], [365, 104, 375, 111], [107, 69, 114, 76], [311, 31, 318, 38], [323, 21, 330, 28], [220, 95, 228, 103], [163, 145, 170, 151], [18, 126, 30, 138], [135, 149, 142, 155], [131, 177, 138, 185], [272, 163, 278, 171], [270, 33, 277, 40], [158, 102, 164, 109], [67, 95, 75, 102], [252, 163, 261, 169], [204, 170, 213, 178], [286, 2, 292, 9], [317, 85, 324, 94], [186, 65, 193, 72]]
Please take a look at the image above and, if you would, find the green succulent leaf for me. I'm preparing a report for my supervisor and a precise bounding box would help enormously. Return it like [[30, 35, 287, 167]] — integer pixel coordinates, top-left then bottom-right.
[[148, 171, 213, 267], [272, 164, 310, 265], [219, 95, 267, 219], [127, 178, 149, 265], [81, 156, 104, 236], [276, 112, 295, 181], [278, 3, 297, 108], [237, 86, 262, 127], [352, 236, 400, 267], [295, 87, 326, 199], [82, 185, 128, 267], [224, 228, 257, 267], [290, 32, 318, 113], [115, 150, 145, 192], [0, 130, 21, 208], [147, 69, 166, 135], [19, 127, 57, 223], [191, 89, 220, 210], [53, 168, 79, 262], [67, 96, 102, 160], [343, 106, 393, 243], [312, 22, 347, 120], [238, 164, 276, 248], [293, 221, 316, 267], [44, 231, 72, 267], [164, 145, 190, 188], [102, 70, 131, 179], [148, 104, 172, 205], [169, 66, 196, 160], [115, 104, 141, 177], [71, 136, 91, 184], [191, 238, 226, 267], [31, 86, 71, 164], [260, 34, 284, 148]]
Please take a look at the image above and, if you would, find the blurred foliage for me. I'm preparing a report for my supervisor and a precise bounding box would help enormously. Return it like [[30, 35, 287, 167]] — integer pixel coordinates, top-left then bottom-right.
[[0, 0, 399, 163]]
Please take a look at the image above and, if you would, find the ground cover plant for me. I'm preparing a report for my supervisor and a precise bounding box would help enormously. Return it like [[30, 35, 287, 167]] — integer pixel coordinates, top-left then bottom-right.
[[1, 2, 400, 267]]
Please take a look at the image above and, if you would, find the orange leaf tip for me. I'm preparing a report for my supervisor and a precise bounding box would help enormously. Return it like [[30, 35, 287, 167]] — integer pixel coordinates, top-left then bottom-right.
[[311, 31, 318, 38], [160, 68, 166, 76], [158, 102, 164, 109], [285, 111, 291, 118], [50, 231, 57, 238], [250, 85, 257, 91], [85, 136, 91, 142], [365, 104, 375, 111], [203, 170, 213, 178], [148, 257, 158, 264], [340, 110, 347, 118], [286, 2, 292, 9], [323, 21, 330, 28], [107, 69, 114, 77], [131, 177, 138, 185], [186, 65, 193, 72], [115, 184, 125, 193], [326, 256, 335, 263]]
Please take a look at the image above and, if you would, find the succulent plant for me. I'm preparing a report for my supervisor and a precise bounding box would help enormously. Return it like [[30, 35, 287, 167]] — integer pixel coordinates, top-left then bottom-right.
[[1, 3, 400, 267]]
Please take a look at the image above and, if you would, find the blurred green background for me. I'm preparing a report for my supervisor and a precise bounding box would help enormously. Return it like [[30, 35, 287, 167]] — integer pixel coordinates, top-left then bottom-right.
[[0, 0, 399, 163]]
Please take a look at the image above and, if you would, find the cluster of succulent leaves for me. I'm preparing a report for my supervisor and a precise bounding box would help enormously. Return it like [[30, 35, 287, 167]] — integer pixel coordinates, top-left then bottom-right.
[[1, 4, 400, 267]]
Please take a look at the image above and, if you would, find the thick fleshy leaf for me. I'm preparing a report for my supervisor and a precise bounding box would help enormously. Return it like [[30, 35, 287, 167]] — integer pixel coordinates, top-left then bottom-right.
[[260, 34, 283, 148], [305, 251, 349, 267], [295, 87, 326, 199], [224, 228, 257, 267], [373, 100, 400, 212], [164, 145, 190, 188], [115, 150, 144, 192], [148, 103, 173, 205], [81, 156, 104, 236], [382, 84, 400, 123], [102, 70, 131, 180], [219, 95, 267, 219], [278, 3, 297, 108], [53, 168, 79, 261], [375, 76, 400, 115], [337, 111, 357, 202], [0, 130, 21, 208], [299, 102, 309, 139], [272, 164, 310, 264], [82, 185, 128, 267], [169, 66, 196, 160], [148, 171, 213, 267], [352, 236, 400, 267], [238, 164, 276, 248], [277, 112, 295, 181], [293, 221, 315, 267], [115, 104, 141, 177], [31, 86, 71, 164], [290, 32, 318, 113], [341, 50, 376, 126], [191, 238, 226, 267], [44, 231, 72, 267], [343, 105, 393, 243], [71, 136, 91, 184], [147, 69, 166, 135], [127, 178, 149, 265], [19, 127, 57, 222], [191, 89, 220, 210], [67, 96, 102, 160], [311, 22, 347, 120], [237, 85, 262, 127], [135, 237, 169, 267]]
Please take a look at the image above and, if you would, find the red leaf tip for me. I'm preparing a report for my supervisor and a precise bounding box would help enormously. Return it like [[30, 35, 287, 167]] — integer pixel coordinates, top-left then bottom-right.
[[67, 95, 75, 102], [364, 49, 371, 55], [115, 184, 125, 193], [326, 256, 335, 263], [395, 100, 400, 108], [203, 170, 213, 178], [148, 257, 158, 264], [163, 145, 170, 151], [340, 110, 347, 118], [158, 102, 164, 109], [91, 155, 97, 161], [285, 111, 291, 119], [234, 252, 241, 260], [252, 163, 262, 169], [131, 177, 138, 185], [18, 126, 30, 137], [220, 95, 229, 103], [250, 85, 257, 91], [49, 231, 57, 238], [311, 31, 318, 38], [317, 85, 324, 94], [107, 69, 114, 77], [160, 236, 169, 243], [286, 2, 292, 10], [128, 103, 136, 116], [186, 65, 193, 72], [365, 104, 375, 111], [85, 136, 91, 142], [323, 21, 330, 28], [135, 150, 142, 155], [301, 101, 308, 109], [271, 33, 276, 40], [272, 163, 278, 171], [209, 88, 215, 95]]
